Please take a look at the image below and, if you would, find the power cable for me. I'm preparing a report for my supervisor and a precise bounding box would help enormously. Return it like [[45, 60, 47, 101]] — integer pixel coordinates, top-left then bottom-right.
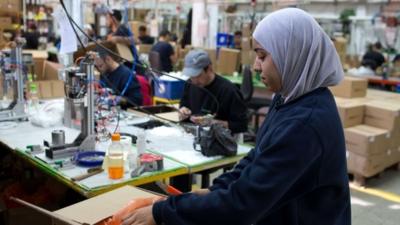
[[58, 0, 220, 122]]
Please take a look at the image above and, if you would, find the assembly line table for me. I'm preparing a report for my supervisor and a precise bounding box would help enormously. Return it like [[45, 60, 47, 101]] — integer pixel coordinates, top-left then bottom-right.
[[116, 111, 254, 192], [0, 121, 188, 198]]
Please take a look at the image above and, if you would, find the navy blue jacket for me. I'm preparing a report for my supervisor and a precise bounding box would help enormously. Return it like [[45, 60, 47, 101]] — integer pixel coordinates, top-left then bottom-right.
[[151, 41, 174, 72], [153, 87, 351, 225], [101, 64, 142, 108]]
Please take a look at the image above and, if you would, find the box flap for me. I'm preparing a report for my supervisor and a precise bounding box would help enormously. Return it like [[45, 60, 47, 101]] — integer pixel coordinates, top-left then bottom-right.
[[155, 112, 180, 122], [54, 186, 157, 225], [347, 125, 388, 137], [366, 101, 400, 116], [115, 43, 133, 62]]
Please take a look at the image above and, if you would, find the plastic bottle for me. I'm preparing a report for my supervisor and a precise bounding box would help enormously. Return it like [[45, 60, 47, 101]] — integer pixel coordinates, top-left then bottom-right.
[[136, 130, 146, 156], [27, 74, 39, 109], [127, 148, 138, 172], [29, 83, 39, 109], [120, 136, 136, 173], [107, 133, 124, 179]]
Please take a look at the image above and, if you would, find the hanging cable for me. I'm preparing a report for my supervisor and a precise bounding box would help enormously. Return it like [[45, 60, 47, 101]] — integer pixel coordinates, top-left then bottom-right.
[[58, 0, 220, 122]]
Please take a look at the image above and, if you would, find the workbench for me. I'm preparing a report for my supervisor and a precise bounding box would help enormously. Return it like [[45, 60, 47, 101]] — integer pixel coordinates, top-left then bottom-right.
[[116, 110, 254, 191], [0, 121, 188, 198], [0, 107, 253, 195]]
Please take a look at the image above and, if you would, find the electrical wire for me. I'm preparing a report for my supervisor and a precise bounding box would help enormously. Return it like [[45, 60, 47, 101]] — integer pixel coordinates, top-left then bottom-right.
[[58, 0, 220, 123], [59, 0, 87, 51]]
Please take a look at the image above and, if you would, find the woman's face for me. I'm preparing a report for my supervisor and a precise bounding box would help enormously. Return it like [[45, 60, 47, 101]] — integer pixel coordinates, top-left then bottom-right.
[[253, 40, 282, 93]]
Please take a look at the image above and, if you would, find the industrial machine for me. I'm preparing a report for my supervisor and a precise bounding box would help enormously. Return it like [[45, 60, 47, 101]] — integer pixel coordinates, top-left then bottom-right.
[[45, 54, 97, 159], [0, 38, 29, 122]]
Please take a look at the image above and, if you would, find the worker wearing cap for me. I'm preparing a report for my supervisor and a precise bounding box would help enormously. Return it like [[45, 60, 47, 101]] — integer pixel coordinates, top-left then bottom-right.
[[178, 49, 248, 134]]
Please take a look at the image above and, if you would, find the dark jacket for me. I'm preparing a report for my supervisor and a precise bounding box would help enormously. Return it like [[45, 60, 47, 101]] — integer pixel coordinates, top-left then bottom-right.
[[100, 64, 142, 108], [180, 75, 248, 134], [153, 87, 351, 225]]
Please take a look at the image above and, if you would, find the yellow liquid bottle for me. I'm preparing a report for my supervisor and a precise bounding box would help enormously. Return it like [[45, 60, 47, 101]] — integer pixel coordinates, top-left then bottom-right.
[[108, 133, 124, 179]]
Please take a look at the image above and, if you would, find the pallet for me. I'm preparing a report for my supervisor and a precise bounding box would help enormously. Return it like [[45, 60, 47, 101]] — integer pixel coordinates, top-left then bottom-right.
[[349, 162, 400, 187]]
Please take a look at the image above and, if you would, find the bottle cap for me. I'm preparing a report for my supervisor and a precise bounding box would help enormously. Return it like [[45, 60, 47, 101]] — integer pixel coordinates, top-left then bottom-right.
[[111, 133, 120, 141]]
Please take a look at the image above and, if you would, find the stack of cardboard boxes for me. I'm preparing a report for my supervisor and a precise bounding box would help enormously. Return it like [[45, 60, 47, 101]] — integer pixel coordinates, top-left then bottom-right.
[[240, 23, 256, 66], [216, 47, 240, 75], [28, 60, 64, 99], [332, 76, 400, 180]]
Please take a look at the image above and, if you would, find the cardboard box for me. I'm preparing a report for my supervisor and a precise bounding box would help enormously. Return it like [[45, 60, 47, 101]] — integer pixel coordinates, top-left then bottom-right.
[[29, 80, 65, 99], [366, 89, 400, 101], [242, 23, 252, 37], [43, 61, 63, 80], [217, 47, 240, 75], [115, 43, 133, 62], [334, 37, 347, 54], [329, 76, 368, 98], [0, 30, 5, 49], [73, 42, 133, 64], [0, 0, 21, 14], [39, 81, 53, 99], [179, 45, 193, 60], [364, 101, 400, 132], [129, 21, 146, 39], [0, 17, 11, 29], [384, 148, 400, 168], [336, 101, 364, 128], [202, 48, 217, 71], [52, 81, 65, 98], [388, 128, 400, 150], [23, 50, 49, 80], [347, 150, 386, 177], [16, 186, 159, 225], [6, 207, 53, 225], [137, 44, 152, 54], [344, 125, 390, 156], [132, 9, 150, 22], [241, 37, 251, 51]]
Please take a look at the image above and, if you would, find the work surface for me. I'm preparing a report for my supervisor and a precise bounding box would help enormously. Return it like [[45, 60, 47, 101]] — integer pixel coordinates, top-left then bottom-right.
[[0, 108, 252, 197]]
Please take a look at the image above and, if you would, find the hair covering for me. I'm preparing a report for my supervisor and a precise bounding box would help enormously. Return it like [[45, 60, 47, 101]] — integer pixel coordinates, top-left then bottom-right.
[[253, 8, 343, 102]]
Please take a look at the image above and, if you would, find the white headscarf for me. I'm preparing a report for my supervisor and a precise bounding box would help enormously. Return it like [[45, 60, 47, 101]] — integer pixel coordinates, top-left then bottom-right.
[[253, 8, 343, 102]]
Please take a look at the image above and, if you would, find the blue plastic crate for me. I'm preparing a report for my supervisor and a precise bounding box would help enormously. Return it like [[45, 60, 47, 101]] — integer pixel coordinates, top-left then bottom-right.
[[217, 33, 233, 47], [154, 79, 185, 99]]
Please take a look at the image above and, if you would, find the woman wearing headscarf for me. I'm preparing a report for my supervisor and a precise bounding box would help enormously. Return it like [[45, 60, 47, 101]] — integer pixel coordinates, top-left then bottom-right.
[[122, 8, 351, 225]]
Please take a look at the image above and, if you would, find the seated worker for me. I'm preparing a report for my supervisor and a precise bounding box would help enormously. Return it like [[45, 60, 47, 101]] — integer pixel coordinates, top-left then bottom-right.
[[150, 30, 177, 72], [361, 42, 385, 71], [179, 49, 248, 135], [94, 43, 143, 109], [138, 25, 155, 44]]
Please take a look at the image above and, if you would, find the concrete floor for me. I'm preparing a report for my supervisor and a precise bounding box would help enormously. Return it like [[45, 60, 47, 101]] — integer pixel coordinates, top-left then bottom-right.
[[351, 169, 400, 225], [204, 168, 400, 224]]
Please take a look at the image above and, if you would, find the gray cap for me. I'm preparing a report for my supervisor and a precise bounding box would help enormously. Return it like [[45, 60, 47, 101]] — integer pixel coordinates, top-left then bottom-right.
[[182, 49, 211, 78]]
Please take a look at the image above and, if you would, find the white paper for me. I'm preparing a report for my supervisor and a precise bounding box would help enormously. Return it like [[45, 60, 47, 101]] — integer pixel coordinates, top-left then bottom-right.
[[53, 7, 78, 54]]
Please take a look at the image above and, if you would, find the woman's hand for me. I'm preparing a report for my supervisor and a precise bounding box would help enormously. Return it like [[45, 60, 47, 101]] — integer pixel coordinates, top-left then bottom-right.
[[121, 205, 156, 225]]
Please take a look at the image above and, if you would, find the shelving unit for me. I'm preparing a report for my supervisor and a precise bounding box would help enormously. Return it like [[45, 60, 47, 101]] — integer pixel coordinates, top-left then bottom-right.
[[24, 2, 54, 49]]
